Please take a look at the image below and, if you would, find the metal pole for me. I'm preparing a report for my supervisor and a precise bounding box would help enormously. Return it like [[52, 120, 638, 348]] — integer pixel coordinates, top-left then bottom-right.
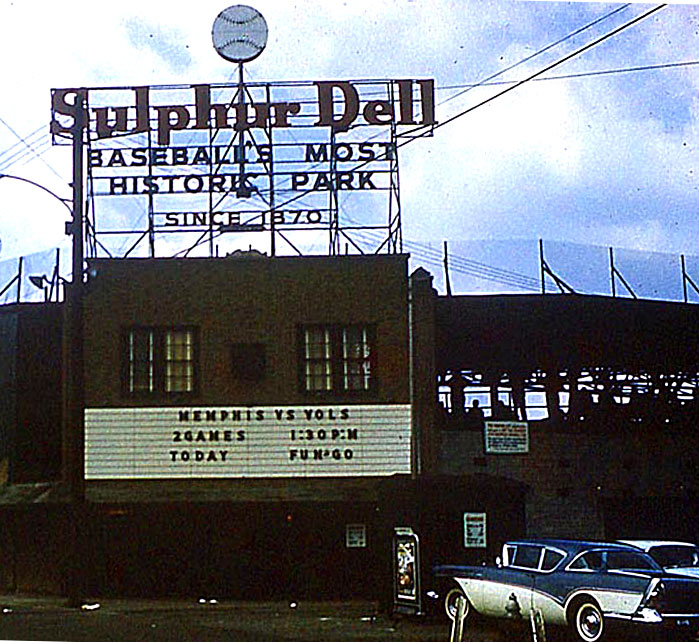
[[50, 248, 60, 302], [329, 130, 339, 255], [236, 62, 248, 198], [682, 254, 688, 303], [539, 239, 545, 294], [443, 240, 452, 296], [16, 257, 22, 303], [610, 247, 616, 298], [66, 88, 86, 607], [266, 83, 276, 257]]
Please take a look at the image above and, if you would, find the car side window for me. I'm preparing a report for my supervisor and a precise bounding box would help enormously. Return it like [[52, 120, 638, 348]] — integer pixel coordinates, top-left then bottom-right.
[[503, 544, 516, 566], [541, 548, 565, 571], [569, 551, 604, 571], [511, 545, 543, 570]]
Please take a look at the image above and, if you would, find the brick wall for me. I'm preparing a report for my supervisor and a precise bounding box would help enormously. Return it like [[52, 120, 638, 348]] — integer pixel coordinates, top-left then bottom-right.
[[438, 423, 699, 537]]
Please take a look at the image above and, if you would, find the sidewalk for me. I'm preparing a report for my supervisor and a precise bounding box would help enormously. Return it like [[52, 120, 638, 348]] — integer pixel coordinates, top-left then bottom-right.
[[0, 594, 386, 614], [0, 595, 457, 641]]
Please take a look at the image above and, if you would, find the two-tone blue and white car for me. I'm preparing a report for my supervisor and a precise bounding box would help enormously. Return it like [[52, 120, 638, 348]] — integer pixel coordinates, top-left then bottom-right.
[[437, 539, 699, 641]]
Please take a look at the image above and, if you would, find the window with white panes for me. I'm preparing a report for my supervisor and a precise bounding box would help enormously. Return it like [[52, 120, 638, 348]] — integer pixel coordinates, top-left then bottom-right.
[[300, 324, 375, 394], [124, 327, 197, 396]]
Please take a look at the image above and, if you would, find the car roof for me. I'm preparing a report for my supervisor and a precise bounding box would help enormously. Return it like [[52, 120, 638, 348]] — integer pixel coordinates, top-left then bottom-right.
[[618, 540, 698, 550], [506, 539, 645, 555]]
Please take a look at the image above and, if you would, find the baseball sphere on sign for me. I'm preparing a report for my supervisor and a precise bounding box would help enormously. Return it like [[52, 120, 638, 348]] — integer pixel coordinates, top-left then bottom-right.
[[212, 5, 268, 63]]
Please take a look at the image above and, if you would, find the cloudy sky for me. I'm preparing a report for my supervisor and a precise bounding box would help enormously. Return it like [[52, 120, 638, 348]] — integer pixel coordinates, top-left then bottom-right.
[[0, 0, 698, 300]]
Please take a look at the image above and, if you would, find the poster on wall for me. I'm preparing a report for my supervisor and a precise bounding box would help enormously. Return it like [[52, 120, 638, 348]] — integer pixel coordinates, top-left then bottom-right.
[[484, 420, 529, 454], [393, 526, 422, 614], [345, 524, 367, 548], [463, 512, 487, 548]]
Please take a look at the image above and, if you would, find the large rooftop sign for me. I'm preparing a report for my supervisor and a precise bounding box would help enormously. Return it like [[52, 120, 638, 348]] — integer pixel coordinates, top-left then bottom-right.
[[50, 79, 435, 257]]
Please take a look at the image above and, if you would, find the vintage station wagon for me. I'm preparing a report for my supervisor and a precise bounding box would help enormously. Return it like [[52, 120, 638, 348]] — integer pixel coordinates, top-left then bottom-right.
[[437, 539, 699, 641]]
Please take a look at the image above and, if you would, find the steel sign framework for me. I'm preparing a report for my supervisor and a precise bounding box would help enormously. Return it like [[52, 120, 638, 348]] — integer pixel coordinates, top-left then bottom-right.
[[50, 79, 435, 259]]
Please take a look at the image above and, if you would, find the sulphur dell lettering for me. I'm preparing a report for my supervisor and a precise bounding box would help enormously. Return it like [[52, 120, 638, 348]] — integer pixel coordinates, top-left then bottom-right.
[[51, 80, 435, 144]]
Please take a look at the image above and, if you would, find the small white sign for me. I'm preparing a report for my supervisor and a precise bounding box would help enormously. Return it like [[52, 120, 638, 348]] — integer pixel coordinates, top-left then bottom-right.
[[464, 512, 487, 548], [484, 420, 529, 454], [346, 523, 367, 548]]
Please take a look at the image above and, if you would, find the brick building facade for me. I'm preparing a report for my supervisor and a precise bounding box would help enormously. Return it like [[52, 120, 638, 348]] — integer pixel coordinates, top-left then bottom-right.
[[0, 255, 698, 602]]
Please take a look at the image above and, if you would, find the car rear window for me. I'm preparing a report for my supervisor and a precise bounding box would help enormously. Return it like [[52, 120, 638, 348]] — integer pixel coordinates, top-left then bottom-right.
[[606, 550, 657, 571]]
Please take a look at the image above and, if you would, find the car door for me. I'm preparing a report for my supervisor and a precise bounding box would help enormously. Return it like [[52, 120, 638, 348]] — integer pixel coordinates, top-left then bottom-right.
[[555, 548, 650, 618], [475, 544, 539, 619], [531, 546, 569, 625], [599, 550, 655, 615]]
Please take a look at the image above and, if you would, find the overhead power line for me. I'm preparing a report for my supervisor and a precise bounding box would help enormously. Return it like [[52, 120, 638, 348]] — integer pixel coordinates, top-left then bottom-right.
[[0, 125, 44, 162], [5, 53, 696, 177], [0, 3, 672, 272], [433, 4, 667, 135], [0, 130, 49, 173], [0, 117, 63, 180], [263, 4, 668, 215], [438, 59, 699, 93], [404, 239, 540, 291], [440, 3, 632, 106], [87, 3, 671, 262]]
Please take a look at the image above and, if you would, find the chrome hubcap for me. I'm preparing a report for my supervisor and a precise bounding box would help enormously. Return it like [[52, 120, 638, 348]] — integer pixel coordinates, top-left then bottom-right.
[[580, 606, 601, 639]]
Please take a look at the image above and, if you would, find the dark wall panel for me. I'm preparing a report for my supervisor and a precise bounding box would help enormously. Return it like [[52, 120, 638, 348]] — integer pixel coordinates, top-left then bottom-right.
[[0, 311, 17, 477], [15, 305, 63, 482]]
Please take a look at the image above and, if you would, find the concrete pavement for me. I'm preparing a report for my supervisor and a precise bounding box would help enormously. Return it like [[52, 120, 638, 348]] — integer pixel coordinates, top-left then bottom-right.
[[4, 595, 645, 641], [0, 595, 471, 642]]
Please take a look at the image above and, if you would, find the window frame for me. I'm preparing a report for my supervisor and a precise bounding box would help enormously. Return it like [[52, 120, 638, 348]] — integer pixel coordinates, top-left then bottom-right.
[[298, 323, 377, 396], [567, 549, 607, 573], [122, 325, 199, 399], [508, 544, 544, 571], [504, 543, 566, 574]]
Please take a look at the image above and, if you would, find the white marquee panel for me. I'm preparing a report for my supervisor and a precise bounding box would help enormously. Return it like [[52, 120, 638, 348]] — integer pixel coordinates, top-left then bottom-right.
[[85, 404, 412, 479]]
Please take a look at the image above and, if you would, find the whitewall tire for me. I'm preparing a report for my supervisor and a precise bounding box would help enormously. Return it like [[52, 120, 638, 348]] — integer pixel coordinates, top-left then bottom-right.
[[444, 586, 470, 621], [572, 599, 605, 642]]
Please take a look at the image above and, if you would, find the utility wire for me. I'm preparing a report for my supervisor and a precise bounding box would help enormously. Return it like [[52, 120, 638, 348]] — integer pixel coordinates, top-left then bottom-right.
[[440, 3, 632, 106], [243, 4, 668, 217], [348, 224, 540, 291], [0, 117, 63, 180], [6, 4, 668, 267], [434, 4, 667, 135], [84, 5, 670, 265], [260, 4, 637, 201], [0, 135, 50, 173], [407, 240, 540, 289], [0, 139, 52, 174], [0, 7, 679, 185], [7, 54, 697, 178], [0, 5, 662, 180], [437, 59, 699, 92], [0, 125, 44, 164]]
